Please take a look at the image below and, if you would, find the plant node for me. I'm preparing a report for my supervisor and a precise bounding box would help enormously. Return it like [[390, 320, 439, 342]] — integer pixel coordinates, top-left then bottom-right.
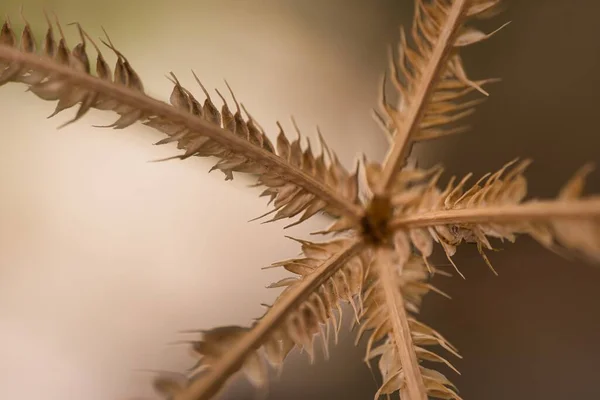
[[361, 194, 393, 245]]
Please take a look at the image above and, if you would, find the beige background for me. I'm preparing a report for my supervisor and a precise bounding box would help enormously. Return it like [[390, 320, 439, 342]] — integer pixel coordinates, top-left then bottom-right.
[[0, 1, 599, 399]]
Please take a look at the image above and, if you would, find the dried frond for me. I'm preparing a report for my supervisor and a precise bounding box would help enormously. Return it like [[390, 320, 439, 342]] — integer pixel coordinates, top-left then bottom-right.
[[391, 160, 600, 276], [0, 15, 363, 226], [359, 241, 459, 400], [3, 2, 600, 400], [152, 79, 362, 225], [163, 238, 365, 400], [376, 0, 507, 193]]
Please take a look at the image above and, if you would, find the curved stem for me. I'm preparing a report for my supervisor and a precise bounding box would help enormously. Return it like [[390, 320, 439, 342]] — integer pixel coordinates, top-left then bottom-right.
[[389, 198, 600, 230], [0, 45, 363, 221], [174, 239, 364, 400], [377, 0, 469, 195], [377, 247, 427, 400]]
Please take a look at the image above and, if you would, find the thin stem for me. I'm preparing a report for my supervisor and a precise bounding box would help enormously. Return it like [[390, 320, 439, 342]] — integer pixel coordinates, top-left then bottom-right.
[[377, 0, 469, 195], [377, 247, 427, 400], [174, 239, 364, 400], [389, 198, 600, 230], [0, 45, 363, 221]]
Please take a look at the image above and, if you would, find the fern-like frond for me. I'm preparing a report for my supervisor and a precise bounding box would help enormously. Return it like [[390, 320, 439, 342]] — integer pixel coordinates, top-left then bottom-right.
[[358, 239, 459, 400], [155, 238, 365, 400], [375, 0, 506, 194], [4, 2, 599, 400], [391, 160, 600, 275], [0, 15, 363, 225]]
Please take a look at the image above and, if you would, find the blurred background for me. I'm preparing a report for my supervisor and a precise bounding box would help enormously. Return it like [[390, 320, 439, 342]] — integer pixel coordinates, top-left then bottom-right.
[[0, 0, 599, 399]]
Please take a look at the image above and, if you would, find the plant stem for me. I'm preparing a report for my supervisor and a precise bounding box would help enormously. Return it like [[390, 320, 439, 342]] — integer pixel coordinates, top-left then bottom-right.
[[390, 198, 600, 229], [377, 0, 469, 195], [0, 45, 364, 221], [377, 247, 427, 400], [174, 239, 364, 400]]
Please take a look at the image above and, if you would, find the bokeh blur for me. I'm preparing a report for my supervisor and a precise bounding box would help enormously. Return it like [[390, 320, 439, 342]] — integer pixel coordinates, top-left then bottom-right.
[[0, 1, 599, 399]]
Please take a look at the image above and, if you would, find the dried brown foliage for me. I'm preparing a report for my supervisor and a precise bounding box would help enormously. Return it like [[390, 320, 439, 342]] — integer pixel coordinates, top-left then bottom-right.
[[0, 1, 599, 400]]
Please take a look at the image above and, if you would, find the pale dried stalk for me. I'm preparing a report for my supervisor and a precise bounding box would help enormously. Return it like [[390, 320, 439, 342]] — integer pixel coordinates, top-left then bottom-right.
[[377, 0, 469, 194], [391, 198, 600, 228], [377, 247, 427, 400], [173, 239, 364, 400], [0, 45, 363, 221], [390, 161, 600, 271], [3, 3, 600, 400]]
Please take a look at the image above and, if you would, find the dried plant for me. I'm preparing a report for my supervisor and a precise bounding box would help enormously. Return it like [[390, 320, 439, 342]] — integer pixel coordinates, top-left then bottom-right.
[[1, 1, 599, 400]]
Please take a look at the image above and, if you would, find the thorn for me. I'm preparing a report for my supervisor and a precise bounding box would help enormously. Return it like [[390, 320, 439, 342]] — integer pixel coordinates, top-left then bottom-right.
[[248, 207, 277, 223], [52, 11, 68, 47], [223, 79, 241, 113], [214, 88, 228, 105], [18, 5, 28, 25], [147, 155, 183, 163], [100, 26, 118, 53], [166, 71, 179, 86], [478, 242, 498, 276], [422, 255, 433, 274], [78, 24, 103, 54], [283, 218, 305, 230], [191, 70, 211, 99], [66, 21, 86, 48], [290, 116, 302, 140]]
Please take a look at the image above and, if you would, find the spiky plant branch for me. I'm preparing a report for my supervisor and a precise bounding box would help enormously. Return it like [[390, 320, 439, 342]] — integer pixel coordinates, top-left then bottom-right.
[[377, 0, 469, 195], [0, 45, 363, 221], [376, 246, 427, 400], [173, 239, 364, 400], [1, 2, 599, 400], [387, 161, 600, 266], [391, 198, 600, 227], [366, 1, 497, 395]]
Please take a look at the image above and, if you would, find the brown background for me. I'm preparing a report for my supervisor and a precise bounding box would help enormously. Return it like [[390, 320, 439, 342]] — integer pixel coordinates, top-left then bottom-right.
[[0, 1, 598, 399]]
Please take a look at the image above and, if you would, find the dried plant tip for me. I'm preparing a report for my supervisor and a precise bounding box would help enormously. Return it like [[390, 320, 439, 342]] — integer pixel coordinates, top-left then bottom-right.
[[0, 15, 363, 227], [168, 240, 364, 400], [375, 0, 505, 194]]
